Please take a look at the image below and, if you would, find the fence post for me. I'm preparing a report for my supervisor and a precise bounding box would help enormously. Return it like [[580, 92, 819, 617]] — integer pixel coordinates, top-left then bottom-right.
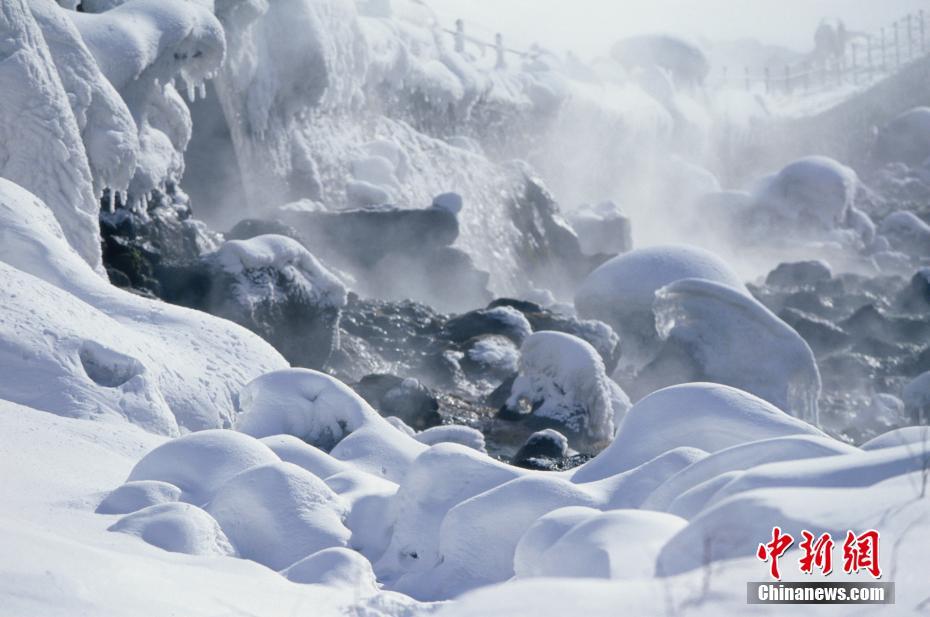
[[744, 66, 750, 91], [722, 65, 728, 88], [784, 65, 791, 94], [866, 34, 873, 79], [882, 27, 887, 71], [895, 21, 901, 67], [851, 43, 858, 84], [920, 9, 927, 54], [908, 14, 914, 60], [494, 33, 506, 69], [454, 19, 465, 54], [764, 66, 770, 93]]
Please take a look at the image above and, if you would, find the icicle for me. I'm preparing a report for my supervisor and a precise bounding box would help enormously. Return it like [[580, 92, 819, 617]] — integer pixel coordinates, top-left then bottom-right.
[[108, 190, 115, 214], [185, 77, 196, 103], [198, 81, 206, 100]]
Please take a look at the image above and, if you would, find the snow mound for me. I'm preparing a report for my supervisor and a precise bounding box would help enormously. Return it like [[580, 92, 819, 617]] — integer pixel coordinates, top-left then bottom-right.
[[415, 425, 487, 453], [505, 331, 628, 451], [751, 156, 858, 233], [574, 245, 746, 366], [237, 369, 382, 447], [642, 435, 857, 514], [650, 278, 821, 423], [878, 211, 930, 254], [516, 509, 687, 580], [259, 434, 351, 480], [205, 461, 350, 571], [573, 383, 825, 481], [512, 506, 601, 578], [96, 480, 182, 515], [862, 426, 930, 451], [875, 106, 930, 166], [283, 547, 378, 595], [108, 502, 235, 557], [212, 234, 347, 310], [127, 430, 280, 505]]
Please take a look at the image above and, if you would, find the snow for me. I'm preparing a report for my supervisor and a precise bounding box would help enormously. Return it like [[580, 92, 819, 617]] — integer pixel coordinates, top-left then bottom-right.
[[0, 0, 103, 273], [212, 234, 348, 310], [237, 368, 383, 447], [283, 547, 379, 595], [205, 461, 351, 570], [506, 331, 628, 451], [515, 509, 688, 580], [109, 502, 236, 556], [575, 245, 747, 367], [70, 0, 226, 202], [96, 480, 182, 515], [0, 178, 287, 432], [5, 1, 930, 614], [750, 156, 860, 238], [574, 383, 825, 481], [126, 429, 280, 505], [653, 278, 822, 423]]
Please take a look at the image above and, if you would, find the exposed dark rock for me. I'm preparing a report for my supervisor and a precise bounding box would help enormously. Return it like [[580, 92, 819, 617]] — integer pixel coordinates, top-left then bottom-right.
[[488, 298, 621, 373], [778, 308, 850, 357], [509, 176, 605, 298], [444, 307, 531, 345], [765, 260, 833, 289]]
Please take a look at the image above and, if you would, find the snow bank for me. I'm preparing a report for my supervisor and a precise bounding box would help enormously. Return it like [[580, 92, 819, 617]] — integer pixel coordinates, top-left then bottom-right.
[[127, 429, 280, 505], [651, 278, 822, 423], [0, 178, 287, 432], [505, 331, 628, 451], [573, 383, 825, 481], [206, 461, 350, 571], [109, 502, 236, 557], [515, 509, 687, 580]]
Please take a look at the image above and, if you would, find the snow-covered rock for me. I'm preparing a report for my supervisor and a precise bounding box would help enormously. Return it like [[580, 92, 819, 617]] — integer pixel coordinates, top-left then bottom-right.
[[515, 509, 687, 580], [109, 502, 236, 557], [505, 331, 629, 452], [96, 480, 182, 515], [874, 106, 930, 166], [878, 211, 930, 255], [283, 547, 378, 595], [126, 430, 280, 505], [575, 245, 747, 368], [641, 278, 821, 423], [573, 383, 825, 481], [205, 462, 351, 571]]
